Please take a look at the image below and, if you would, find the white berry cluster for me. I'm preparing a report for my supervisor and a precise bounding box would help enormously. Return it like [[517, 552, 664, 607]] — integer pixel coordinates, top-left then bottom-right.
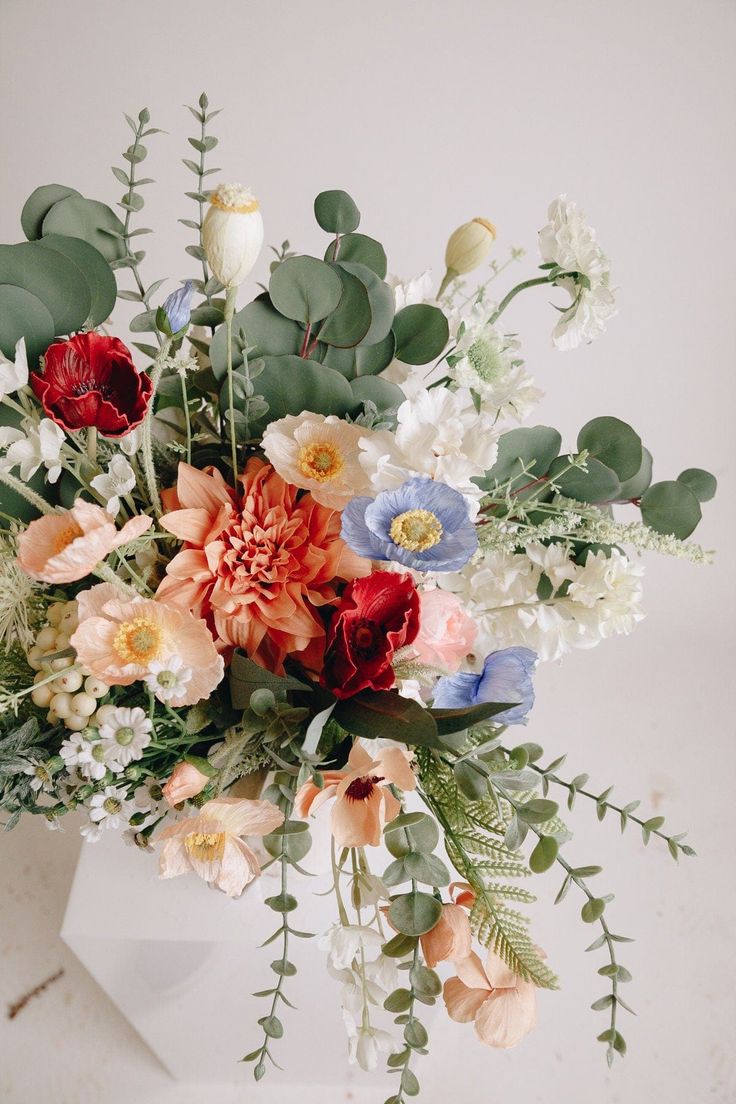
[[26, 601, 111, 731]]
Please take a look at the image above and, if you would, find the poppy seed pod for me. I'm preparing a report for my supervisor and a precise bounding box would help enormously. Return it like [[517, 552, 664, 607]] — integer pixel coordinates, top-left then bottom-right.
[[439, 217, 497, 296], [202, 183, 264, 289]]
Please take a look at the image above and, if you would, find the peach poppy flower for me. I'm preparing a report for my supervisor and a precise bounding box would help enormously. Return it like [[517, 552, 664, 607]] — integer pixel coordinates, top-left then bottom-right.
[[17, 499, 152, 584], [70, 582, 224, 706], [162, 761, 210, 807], [295, 741, 416, 847], [156, 459, 370, 672], [420, 903, 473, 968], [443, 949, 537, 1048], [157, 796, 284, 898]]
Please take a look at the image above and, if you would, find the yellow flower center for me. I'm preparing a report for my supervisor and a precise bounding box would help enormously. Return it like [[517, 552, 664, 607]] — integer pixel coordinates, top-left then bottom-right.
[[473, 217, 497, 240], [389, 509, 443, 552], [185, 831, 226, 862], [52, 521, 83, 555], [112, 617, 165, 665], [297, 441, 344, 483]]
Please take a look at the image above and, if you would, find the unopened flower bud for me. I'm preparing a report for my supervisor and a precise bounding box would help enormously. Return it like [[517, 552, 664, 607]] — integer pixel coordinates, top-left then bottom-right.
[[439, 217, 497, 296], [202, 183, 264, 290], [159, 280, 193, 336]]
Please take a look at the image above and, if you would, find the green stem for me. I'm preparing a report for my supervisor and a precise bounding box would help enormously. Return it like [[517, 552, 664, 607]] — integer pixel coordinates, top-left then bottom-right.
[[86, 426, 97, 465], [140, 338, 172, 515], [489, 275, 552, 324], [121, 112, 162, 347], [179, 372, 192, 465], [224, 286, 239, 482]]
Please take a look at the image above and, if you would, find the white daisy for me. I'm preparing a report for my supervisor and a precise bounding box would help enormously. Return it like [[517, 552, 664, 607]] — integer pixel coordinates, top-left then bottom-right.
[[90, 454, 136, 517], [83, 784, 135, 839], [60, 732, 109, 781], [144, 655, 193, 703], [0, 418, 65, 483], [22, 760, 54, 793], [98, 706, 153, 769], [262, 413, 373, 508], [539, 195, 617, 350]]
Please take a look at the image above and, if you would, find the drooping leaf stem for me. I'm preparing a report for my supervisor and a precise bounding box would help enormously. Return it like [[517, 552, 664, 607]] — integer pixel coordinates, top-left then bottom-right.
[[139, 337, 172, 515], [385, 896, 424, 1104], [488, 274, 554, 325]]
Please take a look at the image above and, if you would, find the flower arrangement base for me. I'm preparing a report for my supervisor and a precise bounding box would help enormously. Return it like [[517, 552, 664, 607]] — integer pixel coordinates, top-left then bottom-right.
[[61, 828, 384, 1091]]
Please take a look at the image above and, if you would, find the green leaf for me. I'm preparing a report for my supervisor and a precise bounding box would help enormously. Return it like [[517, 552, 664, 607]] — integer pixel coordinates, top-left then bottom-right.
[[392, 304, 449, 365], [37, 234, 117, 327], [263, 892, 298, 913], [403, 851, 451, 886], [640, 480, 702, 538], [339, 262, 395, 346], [617, 447, 653, 499], [0, 284, 55, 366], [581, 897, 606, 923], [479, 425, 561, 492], [317, 264, 372, 347], [384, 988, 413, 1013], [382, 933, 418, 958], [41, 195, 127, 264], [21, 183, 81, 240], [385, 813, 439, 856], [529, 835, 559, 873], [269, 255, 343, 324], [0, 241, 91, 337], [348, 375, 404, 417], [258, 1015, 283, 1039], [389, 892, 442, 937], [229, 651, 311, 708], [403, 1021, 428, 1049], [677, 467, 717, 503], [516, 798, 559, 824], [431, 701, 517, 736], [410, 964, 442, 997], [314, 189, 361, 234], [244, 355, 356, 435], [577, 416, 643, 481], [334, 690, 442, 750], [401, 1068, 421, 1095], [209, 297, 304, 379], [454, 759, 489, 801], [325, 232, 387, 278], [548, 455, 620, 503]]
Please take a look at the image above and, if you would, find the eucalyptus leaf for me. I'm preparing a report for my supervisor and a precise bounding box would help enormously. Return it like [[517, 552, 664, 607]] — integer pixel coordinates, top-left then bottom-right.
[[393, 304, 449, 365], [314, 189, 360, 234], [348, 375, 404, 417], [21, 183, 81, 240], [37, 234, 117, 326], [640, 480, 702, 538], [388, 891, 442, 937], [677, 467, 717, 503], [269, 255, 343, 324], [317, 264, 372, 348], [325, 232, 387, 278], [548, 455, 620, 503], [617, 447, 653, 499], [339, 261, 394, 346], [41, 195, 127, 264], [0, 242, 91, 336], [577, 416, 643, 481], [479, 426, 561, 493]]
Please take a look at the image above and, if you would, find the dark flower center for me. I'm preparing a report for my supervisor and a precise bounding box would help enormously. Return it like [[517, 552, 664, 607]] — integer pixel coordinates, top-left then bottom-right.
[[71, 378, 114, 398], [345, 775, 383, 801], [351, 618, 381, 659]]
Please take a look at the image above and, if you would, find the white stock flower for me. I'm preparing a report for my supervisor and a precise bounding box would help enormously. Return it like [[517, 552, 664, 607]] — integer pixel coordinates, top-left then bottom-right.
[[0, 418, 65, 483], [90, 454, 136, 516], [144, 655, 193, 703], [321, 923, 383, 971], [98, 706, 152, 769], [119, 426, 142, 456], [0, 338, 28, 397], [386, 270, 435, 311], [451, 309, 543, 421], [567, 548, 645, 637], [539, 195, 617, 350]]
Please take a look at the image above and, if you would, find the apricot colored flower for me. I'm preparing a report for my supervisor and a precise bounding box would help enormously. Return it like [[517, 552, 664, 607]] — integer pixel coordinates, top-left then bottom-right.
[[157, 796, 284, 898], [162, 761, 210, 807], [443, 949, 537, 1049], [413, 588, 477, 673], [17, 499, 152, 584], [157, 459, 369, 671], [70, 582, 224, 706], [420, 903, 473, 968], [295, 741, 416, 848]]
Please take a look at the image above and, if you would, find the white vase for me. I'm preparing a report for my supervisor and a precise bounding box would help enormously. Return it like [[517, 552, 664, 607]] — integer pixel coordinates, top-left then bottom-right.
[[61, 818, 395, 1092]]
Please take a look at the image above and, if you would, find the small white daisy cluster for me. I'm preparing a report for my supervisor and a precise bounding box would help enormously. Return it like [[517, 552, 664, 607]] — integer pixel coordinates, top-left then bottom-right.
[[26, 601, 111, 731]]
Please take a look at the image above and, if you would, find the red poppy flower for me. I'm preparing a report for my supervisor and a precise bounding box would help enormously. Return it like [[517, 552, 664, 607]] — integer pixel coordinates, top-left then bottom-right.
[[31, 332, 152, 437], [321, 571, 420, 699]]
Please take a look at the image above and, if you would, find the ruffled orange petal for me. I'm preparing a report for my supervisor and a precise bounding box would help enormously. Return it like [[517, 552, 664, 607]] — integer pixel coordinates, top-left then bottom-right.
[[376, 746, 416, 791], [473, 982, 537, 1048], [331, 787, 384, 847], [443, 977, 491, 1024], [420, 904, 473, 968]]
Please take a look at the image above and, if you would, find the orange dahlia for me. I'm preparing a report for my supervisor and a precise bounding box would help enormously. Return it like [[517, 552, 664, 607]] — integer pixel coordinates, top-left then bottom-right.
[[156, 459, 370, 671]]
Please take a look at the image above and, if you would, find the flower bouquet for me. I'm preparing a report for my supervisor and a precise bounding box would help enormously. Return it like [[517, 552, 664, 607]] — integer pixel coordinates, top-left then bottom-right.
[[0, 95, 717, 1094]]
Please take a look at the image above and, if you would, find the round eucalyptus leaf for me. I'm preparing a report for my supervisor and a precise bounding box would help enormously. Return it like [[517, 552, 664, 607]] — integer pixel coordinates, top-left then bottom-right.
[[339, 261, 394, 346], [393, 304, 449, 365], [37, 234, 117, 326], [403, 851, 450, 887], [617, 447, 653, 499], [318, 264, 372, 348], [41, 195, 126, 264], [356, 330, 396, 375], [0, 242, 91, 335], [210, 297, 304, 380], [480, 425, 562, 492], [529, 835, 559, 874], [325, 232, 388, 279], [548, 455, 620, 503], [21, 184, 81, 241], [677, 467, 717, 503], [269, 255, 343, 324], [577, 416, 642, 481], [246, 354, 355, 435], [0, 284, 55, 364], [314, 189, 360, 234], [640, 480, 702, 538], [388, 891, 442, 937], [349, 375, 404, 416]]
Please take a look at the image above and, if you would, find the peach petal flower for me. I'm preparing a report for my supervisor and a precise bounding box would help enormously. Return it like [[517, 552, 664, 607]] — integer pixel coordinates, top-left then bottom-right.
[[449, 881, 476, 909], [413, 588, 477, 673], [294, 741, 416, 848], [17, 499, 152, 584], [70, 581, 224, 706], [156, 796, 284, 898], [162, 761, 210, 807], [157, 459, 370, 672], [443, 949, 537, 1048], [420, 903, 473, 968]]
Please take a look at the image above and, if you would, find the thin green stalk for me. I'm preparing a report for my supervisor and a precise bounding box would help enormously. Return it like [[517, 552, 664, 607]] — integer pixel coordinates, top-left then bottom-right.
[[224, 286, 239, 481], [140, 338, 172, 515], [0, 471, 54, 515], [179, 373, 192, 465], [489, 275, 552, 324], [86, 426, 97, 465]]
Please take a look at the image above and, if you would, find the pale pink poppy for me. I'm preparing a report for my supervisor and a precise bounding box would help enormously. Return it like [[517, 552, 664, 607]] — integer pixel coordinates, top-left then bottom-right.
[[420, 903, 473, 968], [157, 797, 284, 897], [70, 582, 224, 706], [443, 949, 537, 1048], [294, 742, 416, 848], [413, 588, 477, 673], [162, 761, 210, 807], [17, 499, 152, 584]]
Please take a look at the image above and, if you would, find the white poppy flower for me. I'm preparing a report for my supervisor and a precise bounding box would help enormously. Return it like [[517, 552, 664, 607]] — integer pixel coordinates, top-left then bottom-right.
[[90, 454, 136, 516], [262, 413, 373, 508]]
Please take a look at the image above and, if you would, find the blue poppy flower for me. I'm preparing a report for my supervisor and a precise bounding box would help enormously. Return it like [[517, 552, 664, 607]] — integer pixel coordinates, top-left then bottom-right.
[[162, 280, 194, 333], [341, 476, 478, 572], [432, 647, 537, 725]]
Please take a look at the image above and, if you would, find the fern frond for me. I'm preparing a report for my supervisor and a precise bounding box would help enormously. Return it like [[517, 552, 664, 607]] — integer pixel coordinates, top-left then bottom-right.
[[468, 896, 558, 988]]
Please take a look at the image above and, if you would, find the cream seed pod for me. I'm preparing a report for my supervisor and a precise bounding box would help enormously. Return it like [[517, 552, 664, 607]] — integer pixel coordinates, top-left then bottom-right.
[[36, 625, 58, 651], [439, 217, 497, 296], [53, 668, 84, 694], [202, 183, 264, 290], [94, 704, 117, 726]]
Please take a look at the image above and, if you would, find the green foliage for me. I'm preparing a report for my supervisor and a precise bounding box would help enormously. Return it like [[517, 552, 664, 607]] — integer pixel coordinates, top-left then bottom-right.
[[314, 189, 361, 235], [392, 304, 449, 365], [269, 256, 343, 324], [479, 425, 561, 493], [640, 480, 702, 538], [577, 416, 642, 482], [325, 232, 388, 278], [677, 467, 717, 503]]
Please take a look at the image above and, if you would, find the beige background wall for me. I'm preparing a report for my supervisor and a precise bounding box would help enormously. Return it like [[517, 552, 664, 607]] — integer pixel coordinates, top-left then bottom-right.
[[1, 1, 735, 1101]]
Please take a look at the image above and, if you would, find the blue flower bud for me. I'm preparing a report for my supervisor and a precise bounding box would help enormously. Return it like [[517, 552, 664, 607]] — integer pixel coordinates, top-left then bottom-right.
[[162, 280, 193, 334]]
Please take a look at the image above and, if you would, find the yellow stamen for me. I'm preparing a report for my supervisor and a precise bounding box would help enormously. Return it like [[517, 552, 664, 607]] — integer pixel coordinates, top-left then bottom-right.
[[389, 509, 443, 552], [112, 617, 164, 665], [185, 831, 226, 862], [297, 441, 344, 483], [52, 522, 83, 555], [209, 195, 260, 214]]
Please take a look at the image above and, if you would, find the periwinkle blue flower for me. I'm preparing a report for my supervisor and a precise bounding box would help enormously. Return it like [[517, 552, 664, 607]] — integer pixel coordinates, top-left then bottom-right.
[[341, 476, 478, 573], [162, 280, 193, 333], [432, 647, 537, 725]]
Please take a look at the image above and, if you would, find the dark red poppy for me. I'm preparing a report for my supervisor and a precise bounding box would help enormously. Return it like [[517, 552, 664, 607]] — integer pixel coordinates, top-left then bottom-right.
[[321, 571, 420, 700], [31, 332, 152, 437]]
